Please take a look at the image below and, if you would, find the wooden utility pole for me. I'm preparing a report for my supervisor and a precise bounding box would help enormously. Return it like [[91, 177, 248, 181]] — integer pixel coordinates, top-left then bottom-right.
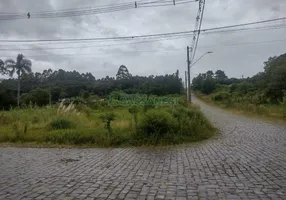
[[185, 71, 188, 100], [187, 46, 191, 103]]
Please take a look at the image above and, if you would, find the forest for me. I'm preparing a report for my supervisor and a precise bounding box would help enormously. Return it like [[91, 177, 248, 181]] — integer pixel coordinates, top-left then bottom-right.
[[0, 54, 183, 109], [192, 53, 286, 120]]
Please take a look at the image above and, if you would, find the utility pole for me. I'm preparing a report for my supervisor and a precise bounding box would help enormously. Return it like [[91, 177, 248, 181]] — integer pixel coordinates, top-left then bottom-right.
[[187, 46, 191, 103], [185, 71, 188, 100], [187, 0, 206, 103]]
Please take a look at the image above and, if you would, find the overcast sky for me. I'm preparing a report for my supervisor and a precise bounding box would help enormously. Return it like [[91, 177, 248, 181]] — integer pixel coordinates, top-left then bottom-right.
[[0, 0, 286, 80]]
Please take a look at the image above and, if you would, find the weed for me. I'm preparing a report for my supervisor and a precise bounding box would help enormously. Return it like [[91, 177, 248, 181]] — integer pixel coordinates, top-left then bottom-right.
[[128, 105, 139, 133], [0, 113, 15, 125], [31, 116, 40, 124], [57, 102, 80, 116], [100, 112, 116, 135], [12, 122, 21, 139], [48, 119, 75, 130]]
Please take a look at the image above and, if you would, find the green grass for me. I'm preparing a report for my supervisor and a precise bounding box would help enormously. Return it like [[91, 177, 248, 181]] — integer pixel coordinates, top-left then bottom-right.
[[0, 99, 217, 147], [195, 92, 286, 124]]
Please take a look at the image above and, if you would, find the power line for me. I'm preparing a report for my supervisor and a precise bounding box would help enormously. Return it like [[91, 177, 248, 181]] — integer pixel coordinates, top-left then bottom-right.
[[0, 0, 196, 20], [0, 31, 193, 43], [1, 17, 284, 44], [1, 18, 285, 51], [0, 35, 193, 51], [1, 37, 284, 58], [191, 0, 205, 61], [0, 23, 285, 52], [202, 24, 286, 35], [201, 38, 286, 48], [1, 23, 285, 49], [140, 0, 196, 8], [200, 17, 286, 33], [0, 0, 166, 15]]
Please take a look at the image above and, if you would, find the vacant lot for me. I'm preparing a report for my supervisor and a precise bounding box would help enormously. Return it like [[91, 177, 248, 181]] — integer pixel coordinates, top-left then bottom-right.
[[0, 97, 216, 147]]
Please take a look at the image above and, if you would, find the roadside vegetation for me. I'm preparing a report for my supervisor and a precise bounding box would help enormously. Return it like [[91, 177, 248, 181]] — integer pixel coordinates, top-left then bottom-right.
[[192, 53, 286, 122], [0, 54, 216, 147], [0, 94, 216, 146]]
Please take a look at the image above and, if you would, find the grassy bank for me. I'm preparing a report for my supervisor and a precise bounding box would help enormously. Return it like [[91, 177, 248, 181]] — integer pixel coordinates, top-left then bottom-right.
[[0, 97, 216, 147], [195, 92, 286, 124]]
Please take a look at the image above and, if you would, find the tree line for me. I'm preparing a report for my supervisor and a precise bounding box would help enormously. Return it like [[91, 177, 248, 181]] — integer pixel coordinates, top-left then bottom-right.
[[192, 53, 286, 104], [0, 54, 183, 109]]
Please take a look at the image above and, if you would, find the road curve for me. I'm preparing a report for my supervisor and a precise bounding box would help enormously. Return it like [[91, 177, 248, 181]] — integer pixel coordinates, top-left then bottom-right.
[[0, 97, 285, 200]]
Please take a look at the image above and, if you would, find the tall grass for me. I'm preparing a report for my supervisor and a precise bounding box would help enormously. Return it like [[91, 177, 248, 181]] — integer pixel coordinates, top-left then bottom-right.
[[196, 92, 286, 122], [0, 99, 216, 147]]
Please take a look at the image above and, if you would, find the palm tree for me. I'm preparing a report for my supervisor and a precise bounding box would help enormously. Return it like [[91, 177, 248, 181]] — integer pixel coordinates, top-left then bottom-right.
[[5, 54, 32, 106]]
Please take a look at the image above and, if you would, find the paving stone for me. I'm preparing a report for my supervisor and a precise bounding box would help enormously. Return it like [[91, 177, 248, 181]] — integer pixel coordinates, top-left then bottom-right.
[[0, 96, 285, 199]]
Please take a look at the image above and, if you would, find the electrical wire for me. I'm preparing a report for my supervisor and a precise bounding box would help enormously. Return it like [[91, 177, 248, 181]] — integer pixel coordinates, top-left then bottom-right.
[[0, 0, 166, 15], [140, 0, 196, 8], [0, 34, 193, 51], [0, 0, 196, 20], [203, 24, 286, 34], [1, 38, 285, 58], [200, 17, 286, 33], [0, 22, 285, 52], [1, 17, 285, 44], [0, 31, 193, 43], [191, 0, 206, 61]]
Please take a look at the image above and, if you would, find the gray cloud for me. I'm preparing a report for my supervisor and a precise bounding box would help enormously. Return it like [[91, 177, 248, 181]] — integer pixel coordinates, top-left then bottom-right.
[[0, 0, 285, 80]]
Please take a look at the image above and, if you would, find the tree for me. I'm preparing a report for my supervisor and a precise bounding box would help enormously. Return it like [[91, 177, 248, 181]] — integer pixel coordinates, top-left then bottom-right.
[[175, 70, 179, 79], [202, 77, 216, 94], [5, 54, 32, 106], [263, 53, 286, 103], [116, 65, 131, 80], [266, 65, 286, 103], [0, 84, 17, 109], [22, 88, 50, 106], [42, 69, 53, 81], [0, 59, 7, 75], [206, 70, 214, 78], [192, 73, 204, 91], [215, 70, 227, 79], [0, 66, 184, 108]]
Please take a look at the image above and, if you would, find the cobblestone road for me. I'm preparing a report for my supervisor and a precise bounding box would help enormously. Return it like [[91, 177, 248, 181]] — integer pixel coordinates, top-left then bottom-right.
[[1, 97, 286, 200]]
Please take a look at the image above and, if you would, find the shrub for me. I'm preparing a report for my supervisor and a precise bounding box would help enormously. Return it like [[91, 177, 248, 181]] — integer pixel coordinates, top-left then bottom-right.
[[72, 97, 87, 105], [168, 105, 215, 139], [128, 105, 139, 132], [48, 118, 75, 130], [76, 103, 92, 117], [12, 122, 21, 139], [21, 88, 50, 107], [212, 91, 230, 101], [99, 100, 108, 108], [143, 104, 155, 112], [89, 99, 108, 110], [0, 113, 15, 125], [31, 116, 40, 124], [280, 91, 286, 118], [137, 108, 178, 144], [100, 112, 116, 135], [82, 91, 90, 99], [178, 97, 188, 107], [61, 97, 86, 106]]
